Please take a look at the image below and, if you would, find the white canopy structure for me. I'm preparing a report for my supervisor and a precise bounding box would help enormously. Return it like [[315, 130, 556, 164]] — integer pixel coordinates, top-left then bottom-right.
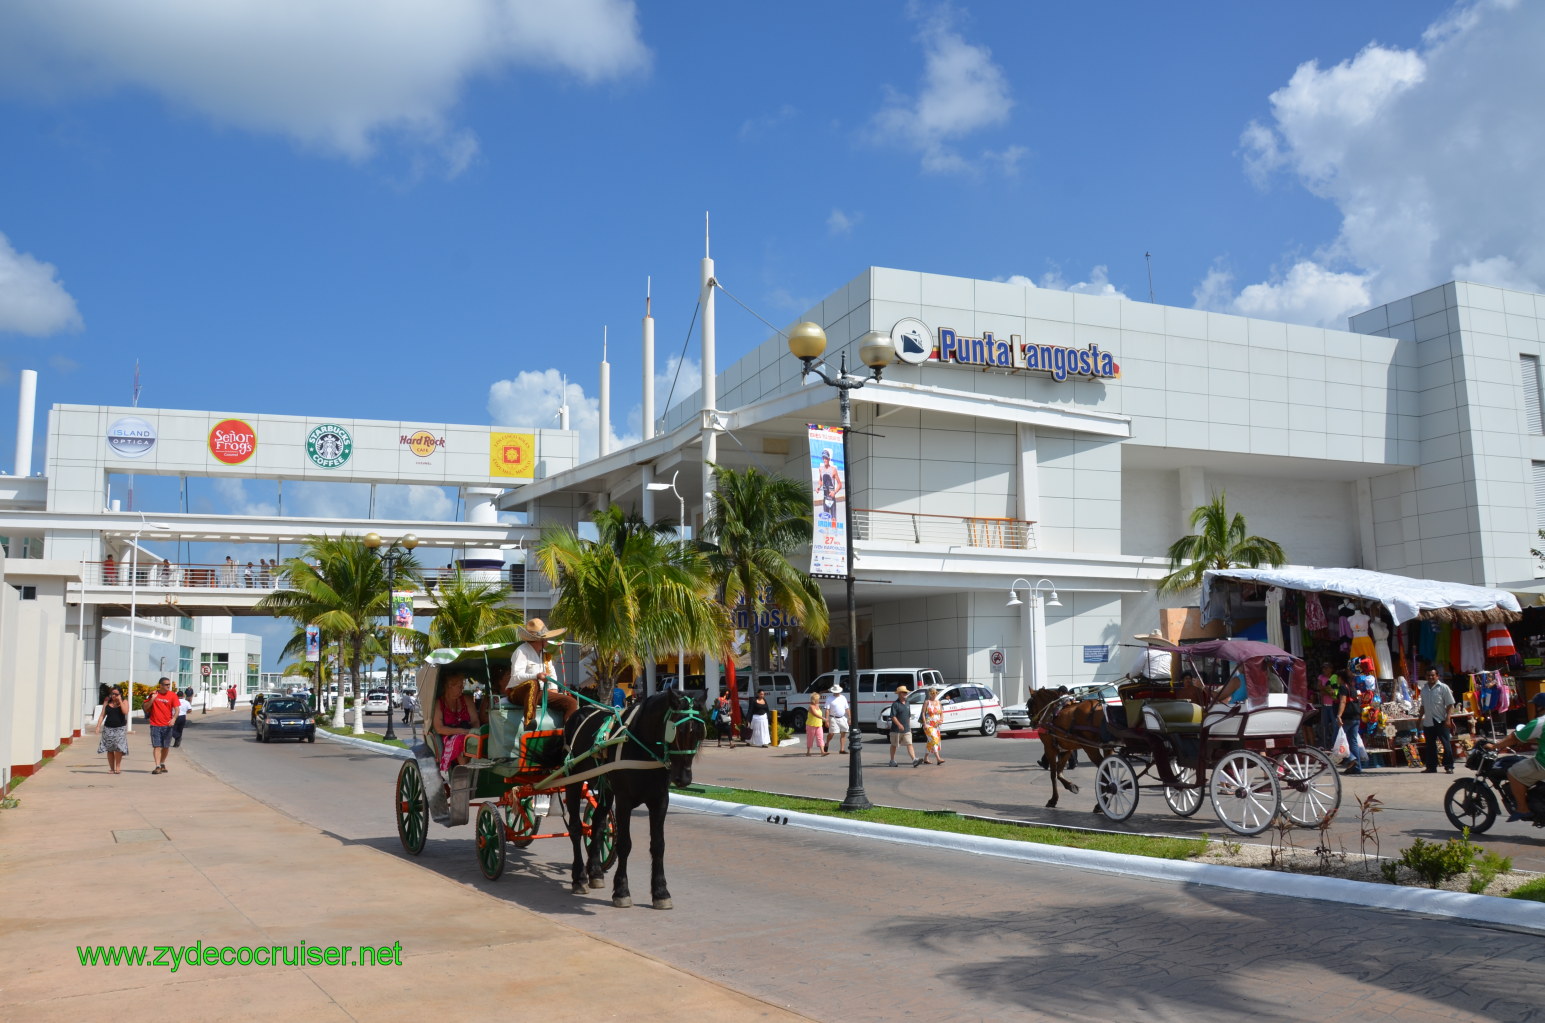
[[1202, 566, 1522, 627]]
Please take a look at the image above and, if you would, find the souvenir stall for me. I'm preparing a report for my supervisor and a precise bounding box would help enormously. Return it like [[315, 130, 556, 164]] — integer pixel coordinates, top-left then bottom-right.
[[1201, 567, 1523, 765]]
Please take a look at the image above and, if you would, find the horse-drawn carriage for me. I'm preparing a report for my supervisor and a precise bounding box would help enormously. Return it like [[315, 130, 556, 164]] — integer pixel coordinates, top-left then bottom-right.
[[393, 644, 707, 907], [1038, 639, 1341, 836]]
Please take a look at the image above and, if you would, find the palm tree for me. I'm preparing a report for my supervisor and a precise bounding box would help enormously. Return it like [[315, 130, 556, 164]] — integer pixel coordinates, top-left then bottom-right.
[[1158, 491, 1287, 594], [257, 535, 420, 733], [700, 464, 830, 700], [425, 568, 525, 650], [534, 510, 731, 694]]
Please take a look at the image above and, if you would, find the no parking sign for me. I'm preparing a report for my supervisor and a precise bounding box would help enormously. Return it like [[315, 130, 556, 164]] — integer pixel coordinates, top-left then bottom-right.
[[989, 649, 1005, 674]]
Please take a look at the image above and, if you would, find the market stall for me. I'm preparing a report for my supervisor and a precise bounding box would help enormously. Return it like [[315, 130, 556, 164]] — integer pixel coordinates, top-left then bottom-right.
[[1201, 567, 1524, 763]]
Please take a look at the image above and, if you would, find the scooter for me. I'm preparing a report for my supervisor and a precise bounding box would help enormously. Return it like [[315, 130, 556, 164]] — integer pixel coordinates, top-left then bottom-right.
[[1443, 742, 1545, 834]]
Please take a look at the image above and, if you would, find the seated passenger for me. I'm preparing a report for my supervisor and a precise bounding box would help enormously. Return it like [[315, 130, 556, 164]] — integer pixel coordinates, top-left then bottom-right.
[[434, 671, 483, 772], [502, 619, 579, 729]]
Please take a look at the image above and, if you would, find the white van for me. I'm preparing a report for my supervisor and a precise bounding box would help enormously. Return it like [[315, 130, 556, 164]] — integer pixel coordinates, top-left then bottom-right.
[[806, 668, 946, 731], [676, 672, 800, 719]]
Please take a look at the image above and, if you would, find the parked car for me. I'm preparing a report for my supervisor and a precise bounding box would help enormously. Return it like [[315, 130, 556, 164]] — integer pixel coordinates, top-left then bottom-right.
[[878, 683, 1004, 738], [362, 691, 391, 715], [806, 668, 947, 730], [255, 698, 316, 743]]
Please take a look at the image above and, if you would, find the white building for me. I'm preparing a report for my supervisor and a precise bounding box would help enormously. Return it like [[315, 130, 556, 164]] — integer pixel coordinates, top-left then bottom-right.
[[513, 268, 1545, 711]]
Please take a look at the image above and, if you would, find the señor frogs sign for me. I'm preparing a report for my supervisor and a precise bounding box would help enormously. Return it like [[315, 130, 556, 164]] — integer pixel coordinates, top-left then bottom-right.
[[208, 419, 257, 465]]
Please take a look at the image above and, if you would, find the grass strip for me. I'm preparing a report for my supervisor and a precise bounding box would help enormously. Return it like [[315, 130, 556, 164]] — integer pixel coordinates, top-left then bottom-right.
[[318, 725, 409, 749], [1508, 876, 1545, 902], [685, 784, 1202, 860]]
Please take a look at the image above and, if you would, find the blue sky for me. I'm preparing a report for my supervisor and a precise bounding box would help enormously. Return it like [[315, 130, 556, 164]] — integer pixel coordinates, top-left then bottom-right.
[[0, 0, 1539, 664]]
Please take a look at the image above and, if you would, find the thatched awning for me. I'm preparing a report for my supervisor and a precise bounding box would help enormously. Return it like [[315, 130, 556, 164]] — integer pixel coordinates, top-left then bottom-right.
[[1203, 567, 1522, 627]]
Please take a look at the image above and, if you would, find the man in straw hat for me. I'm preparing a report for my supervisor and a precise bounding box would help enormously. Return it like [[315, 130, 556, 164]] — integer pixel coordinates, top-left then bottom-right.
[[1132, 629, 1172, 680], [502, 618, 579, 728]]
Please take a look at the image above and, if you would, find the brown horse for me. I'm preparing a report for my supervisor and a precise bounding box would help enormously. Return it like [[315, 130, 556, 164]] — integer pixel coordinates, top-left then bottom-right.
[[1035, 696, 1109, 810]]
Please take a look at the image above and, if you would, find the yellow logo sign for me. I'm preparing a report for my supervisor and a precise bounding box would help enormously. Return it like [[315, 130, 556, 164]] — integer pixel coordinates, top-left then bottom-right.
[[490, 432, 535, 479]]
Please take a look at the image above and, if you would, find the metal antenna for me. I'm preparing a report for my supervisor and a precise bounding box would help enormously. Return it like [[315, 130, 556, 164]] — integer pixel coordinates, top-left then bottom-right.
[[1145, 252, 1155, 303]]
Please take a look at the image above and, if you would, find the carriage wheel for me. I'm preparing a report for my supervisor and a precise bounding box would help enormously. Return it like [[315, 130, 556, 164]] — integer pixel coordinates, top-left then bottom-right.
[[1275, 747, 1342, 828], [1443, 778, 1498, 835], [1095, 755, 1139, 822], [395, 760, 429, 856], [507, 796, 544, 849], [1162, 766, 1203, 817], [580, 783, 618, 872], [1208, 749, 1281, 836], [475, 803, 507, 880]]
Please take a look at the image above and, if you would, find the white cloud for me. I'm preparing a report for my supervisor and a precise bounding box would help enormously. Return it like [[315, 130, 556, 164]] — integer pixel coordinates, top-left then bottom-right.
[[0, 231, 83, 336], [489, 354, 702, 462], [827, 209, 860, 236], [868, 5, 1018, 174], [1215, 0, 1545, 325], [212, 477, 276, 518], [738, 103, 797, 141], [1000, 266, 1128, 298], [0, 0, 650, 174]]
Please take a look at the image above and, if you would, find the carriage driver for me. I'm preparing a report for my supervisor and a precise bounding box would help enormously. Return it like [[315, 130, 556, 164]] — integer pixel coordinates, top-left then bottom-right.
[[502, 619, 580, 729]]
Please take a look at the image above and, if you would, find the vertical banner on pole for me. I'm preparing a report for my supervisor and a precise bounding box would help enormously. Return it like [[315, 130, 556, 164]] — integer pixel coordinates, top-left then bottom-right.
[[808, 424, 847, 576], [391, 591, 414, 655], [304, 625, 320, 663]]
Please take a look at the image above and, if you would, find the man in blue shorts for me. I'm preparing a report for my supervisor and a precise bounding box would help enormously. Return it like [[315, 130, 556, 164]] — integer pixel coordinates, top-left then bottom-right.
[[144, 676, 181, 775]]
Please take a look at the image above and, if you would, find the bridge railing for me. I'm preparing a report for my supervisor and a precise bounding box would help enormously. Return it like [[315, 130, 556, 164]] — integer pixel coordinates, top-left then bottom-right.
[[81, 562, 553, 598], [850, 509, 1038, 550]]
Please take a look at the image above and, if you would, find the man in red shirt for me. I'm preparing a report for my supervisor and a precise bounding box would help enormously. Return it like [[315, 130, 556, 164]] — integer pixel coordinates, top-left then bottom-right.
[[145, 677, 181, 774]]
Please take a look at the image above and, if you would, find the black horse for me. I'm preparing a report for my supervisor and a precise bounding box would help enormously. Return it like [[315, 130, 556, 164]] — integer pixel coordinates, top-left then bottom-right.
[[563, 688, 706, 909]]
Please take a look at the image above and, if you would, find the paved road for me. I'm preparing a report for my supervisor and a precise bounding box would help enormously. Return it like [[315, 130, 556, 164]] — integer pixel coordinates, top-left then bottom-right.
[[181, 713, 1545, 1022]]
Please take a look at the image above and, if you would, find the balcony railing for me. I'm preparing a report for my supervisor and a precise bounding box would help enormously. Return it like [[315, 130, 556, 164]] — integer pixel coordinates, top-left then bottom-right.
[[851, 509, 1038, 550], [80, 562, 553, 597]]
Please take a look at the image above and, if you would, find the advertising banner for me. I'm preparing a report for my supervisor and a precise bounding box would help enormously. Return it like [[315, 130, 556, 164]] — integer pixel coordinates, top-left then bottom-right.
[[490, 431, 536, 479], [391, 591, 415, 655], [808, 424, 847, 577], [304, 625, 320, 663]]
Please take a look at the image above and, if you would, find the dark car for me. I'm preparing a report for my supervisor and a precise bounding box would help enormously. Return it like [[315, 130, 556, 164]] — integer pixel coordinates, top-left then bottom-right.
[[255, 698, 316, 743]]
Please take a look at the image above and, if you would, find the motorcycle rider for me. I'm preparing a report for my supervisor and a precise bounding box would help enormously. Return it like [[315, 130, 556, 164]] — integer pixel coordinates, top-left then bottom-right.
[[1492, 691, 1545, 822]]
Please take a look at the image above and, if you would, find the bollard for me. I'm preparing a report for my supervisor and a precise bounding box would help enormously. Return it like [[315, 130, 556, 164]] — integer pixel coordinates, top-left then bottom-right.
[[771, 710, 779, 745]]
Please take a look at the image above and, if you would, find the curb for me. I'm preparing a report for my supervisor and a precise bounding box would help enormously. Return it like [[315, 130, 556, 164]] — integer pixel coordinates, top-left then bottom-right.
[[672, 794, 1545, 934], [315, 726, 414, 759]]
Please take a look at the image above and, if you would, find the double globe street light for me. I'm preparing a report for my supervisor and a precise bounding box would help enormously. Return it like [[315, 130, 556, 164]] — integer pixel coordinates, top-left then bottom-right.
[[364, 531, 418, 742], [786, 322, 895, 812], [1007, 578, 1061, 697]]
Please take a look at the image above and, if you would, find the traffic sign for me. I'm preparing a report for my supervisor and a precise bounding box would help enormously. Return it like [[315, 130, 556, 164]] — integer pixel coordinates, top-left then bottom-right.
[[989, 649, 1005, 673], [200, 664, 211, 676]]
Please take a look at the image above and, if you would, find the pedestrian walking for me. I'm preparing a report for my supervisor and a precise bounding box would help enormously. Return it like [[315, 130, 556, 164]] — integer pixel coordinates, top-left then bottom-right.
[[93, 686, 130, 774], [823, 683, 850, 754], [1418, 669, 1457, 773], [712, 694, 735, 748], [402, 690, 418, 725], [611, 683, 627, 709], [1338, 661, 1370, 775], [144, 677, 181, 774], [172, 688, 192, 747], [1317, 664, 1342, 748], [917, 685, 946, 765], [805, 691, 826, 755], [226, 684, 237, 710], [887, 686, 921, 767], [747, 691, 771, 747]]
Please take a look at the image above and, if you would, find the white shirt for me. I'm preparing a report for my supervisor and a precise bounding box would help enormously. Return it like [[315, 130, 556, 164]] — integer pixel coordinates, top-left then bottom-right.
[[178, 698, 192, 718], [510, 642, 555, 688], [823, 692, 849, 718]]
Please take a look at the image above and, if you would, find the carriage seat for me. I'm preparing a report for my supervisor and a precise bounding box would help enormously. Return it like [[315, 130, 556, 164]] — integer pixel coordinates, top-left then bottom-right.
[[1139, 699, 1203, 734], [488, 701, 563, 774]]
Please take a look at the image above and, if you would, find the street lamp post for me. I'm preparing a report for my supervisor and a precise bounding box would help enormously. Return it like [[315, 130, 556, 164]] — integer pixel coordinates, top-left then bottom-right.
[[1007, 578, 1062, 699], [124, 515, 172, 712], [364, 531, 418, 743], [646, 470, 687, 699], [787, 322, 895, 812]]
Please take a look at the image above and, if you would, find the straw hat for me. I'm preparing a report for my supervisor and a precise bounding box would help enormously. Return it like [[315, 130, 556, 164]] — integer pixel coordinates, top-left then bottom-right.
[[895, 685, 910, 696], [1133, 629, 1168, 644], [519, 618, 567, 641]]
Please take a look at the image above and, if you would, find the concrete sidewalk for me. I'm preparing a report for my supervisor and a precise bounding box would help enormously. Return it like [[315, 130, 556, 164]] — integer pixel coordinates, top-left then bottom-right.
[[0, 738, 807, 1022]]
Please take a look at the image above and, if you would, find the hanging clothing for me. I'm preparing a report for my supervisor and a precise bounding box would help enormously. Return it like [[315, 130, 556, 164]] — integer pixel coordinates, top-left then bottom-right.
[[1348, 612, 1377, 668], [1369, 618, 1394, 679], [1304, 593, 1328, 632], [1265, 587, 1284, 650], [1485, 625, 1518, 659], [1434, 625, 1451, 672], [1417, 621, 1437, 663], [1458, 626, 1486, 672]]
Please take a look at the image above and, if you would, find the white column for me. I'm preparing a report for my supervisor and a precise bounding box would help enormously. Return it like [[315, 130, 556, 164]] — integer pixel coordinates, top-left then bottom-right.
[[13, 368, 36, 477], [460, 487, 504, 582], [1030, 596, 1049, 692], [1015, 424, 1039, 523], [599, 327, 611, 458], [700, 218, 719, 702]]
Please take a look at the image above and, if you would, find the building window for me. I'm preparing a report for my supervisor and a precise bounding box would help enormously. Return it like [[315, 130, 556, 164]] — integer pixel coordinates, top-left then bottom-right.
[[10, 584, 36, 600], [1535, 462, 1545, 535], [1522, 355, 1544, 434], [179, 646, 194, 689]]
